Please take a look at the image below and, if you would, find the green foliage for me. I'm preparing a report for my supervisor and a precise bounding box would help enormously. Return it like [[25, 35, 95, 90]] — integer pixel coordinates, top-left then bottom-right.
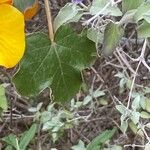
[[11, 0, 150, 104], [105, 145, 122, 150], [90, 0, 122, 16], [13, 0, 36, 12], [40, 103, 74, 141], [122, 0, 144, 13], [3, 134, 19, 150], [3, 124, 37, 150], [119, 10, 137, 25], [145, 143, 150, 150], [72, 140, 86, 150], [5, 145, 13, 150], [140, 111, 150, 119], [116, 101, 140, 133], [3, 0, 150, 149], [102, 22, 123, 56], [87, 128, 116, 150], [134, 1, 150, 22], [13, 25, 96, 102], [0, 84, 7, 111], [19, 124, 37, 150], [53, 3, 79, 32], [71, 128, 116, 150], [140, 98, 150, 113], [83, 89, 105, 105], [137, 21, 150, 38], [87, 27, 103, 44]]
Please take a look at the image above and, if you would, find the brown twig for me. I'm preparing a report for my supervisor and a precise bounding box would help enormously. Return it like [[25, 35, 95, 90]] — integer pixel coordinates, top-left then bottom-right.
[[44, 0, 55, 43]]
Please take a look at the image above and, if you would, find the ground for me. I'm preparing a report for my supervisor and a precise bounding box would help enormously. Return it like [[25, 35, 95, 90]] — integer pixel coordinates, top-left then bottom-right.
[[0, 0, 150, 150]]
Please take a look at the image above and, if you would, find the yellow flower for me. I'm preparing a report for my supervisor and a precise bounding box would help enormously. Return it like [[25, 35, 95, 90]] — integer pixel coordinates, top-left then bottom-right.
[[0, 3, 25, 68], [0, 0, 12, 4]]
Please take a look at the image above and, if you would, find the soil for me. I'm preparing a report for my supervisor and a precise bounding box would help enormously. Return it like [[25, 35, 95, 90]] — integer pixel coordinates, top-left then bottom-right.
[[0, 0, 150, 150]]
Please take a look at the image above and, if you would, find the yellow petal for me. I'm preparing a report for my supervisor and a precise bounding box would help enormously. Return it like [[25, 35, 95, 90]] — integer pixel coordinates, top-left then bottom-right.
[[0, 0, 12, 4], [0, 4, 25, 68]]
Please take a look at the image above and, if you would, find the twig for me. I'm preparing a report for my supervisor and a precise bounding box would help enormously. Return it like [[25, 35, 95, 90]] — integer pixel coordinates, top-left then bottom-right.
[[120, 40, 150, 71], [83, 0, 122, 25], [127, 40, 147, 109], [79, 2, 88, 10], [83, 2, 110, 25], [44, 0, 54, 43], [91, 66, 104, 82], [127, 60, 141, 109], [116, 48, 136, 75], [124, 144, 145, 148]]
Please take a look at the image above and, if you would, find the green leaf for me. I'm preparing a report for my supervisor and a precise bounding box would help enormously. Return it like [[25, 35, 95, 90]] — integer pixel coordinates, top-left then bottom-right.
[[2, 134, 18, 149], [137, 21, 150, 38], [132, 95, 141, 110], [134, 2, 150, 22], [129, 121, 138, 134], [143, 13, 150, 23], [13, 0, 36, 12], [122, 0, 144, 13], [83, 95, 92, 105], [120, 119, 128, 134], [13, 25, 96, 102], [90, 146, 101, 150], [0, 85, 7, 110], [71, 140, 86, 150], [19, 123, 37, 150], [93, 90, 105, 98], [54, 3, 79, 32], [116, 104, 127, 115], [104, 145, 122, 150], [90, 0, 122, 16], [67, 11, 84, 23], [145, 99, 150, 113], [99, 98, 108, 106], [87, 128, 116, 150], [145, 143, 150, 150], [140, 111, 150, 119], [130, 111, 140, 124], [102, 22, 124, 56], [4, 145, 13, 150], [110, 145, 122, 150], [144, 87, 150, 94], [119, 10, 137, 25], [140, 98, 146, 110], [87, 28, 103, 44], [119, 78, 126, 93]]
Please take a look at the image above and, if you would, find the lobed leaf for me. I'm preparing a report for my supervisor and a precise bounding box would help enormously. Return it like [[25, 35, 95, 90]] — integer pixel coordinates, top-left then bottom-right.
[[13, 25, 96, 102]]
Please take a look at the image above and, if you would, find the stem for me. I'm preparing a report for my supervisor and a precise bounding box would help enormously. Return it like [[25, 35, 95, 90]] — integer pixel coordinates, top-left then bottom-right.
[[44, 0, 54, 43], [127, 60, 141, 109], [84, 2, 110, 25]]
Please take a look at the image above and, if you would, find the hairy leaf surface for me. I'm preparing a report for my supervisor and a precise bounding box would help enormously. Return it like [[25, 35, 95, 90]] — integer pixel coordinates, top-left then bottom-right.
[[13, 26, 96, 102]]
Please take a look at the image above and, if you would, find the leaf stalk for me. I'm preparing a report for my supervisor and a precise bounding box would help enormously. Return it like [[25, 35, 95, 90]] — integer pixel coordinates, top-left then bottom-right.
[[44, 0, 54, 43]]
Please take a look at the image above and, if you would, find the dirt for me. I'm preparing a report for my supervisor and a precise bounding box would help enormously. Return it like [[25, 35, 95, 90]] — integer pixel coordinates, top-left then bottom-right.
[[0, 0, 150, 150]]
